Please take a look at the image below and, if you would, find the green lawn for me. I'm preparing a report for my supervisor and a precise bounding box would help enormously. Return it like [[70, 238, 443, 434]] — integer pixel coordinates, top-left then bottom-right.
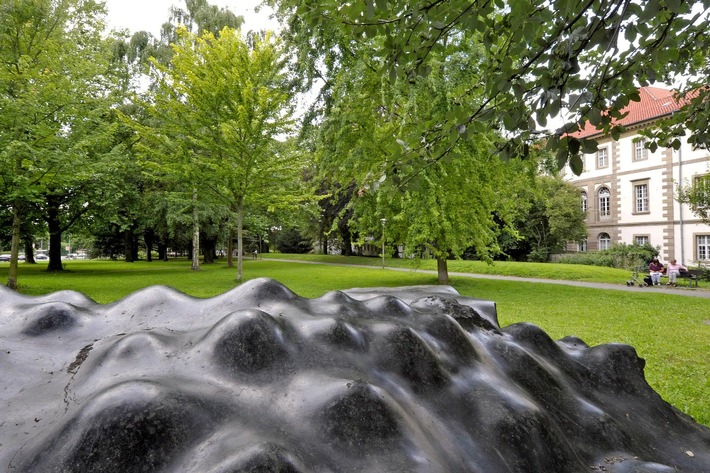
[[2, 256, 709, 427]]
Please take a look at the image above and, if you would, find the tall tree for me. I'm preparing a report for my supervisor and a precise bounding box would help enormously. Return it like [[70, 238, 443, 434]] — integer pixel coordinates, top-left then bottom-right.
[[310, 34, 531, 282], [143, 27, 299, 280], [0, 0, 117, 286], [110, 1, 247, 269], [512, 176, 588, 262]]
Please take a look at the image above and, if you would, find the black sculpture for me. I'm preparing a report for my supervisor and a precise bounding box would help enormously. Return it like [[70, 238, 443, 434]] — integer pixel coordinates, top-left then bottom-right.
[[1, 278, 708, 472]]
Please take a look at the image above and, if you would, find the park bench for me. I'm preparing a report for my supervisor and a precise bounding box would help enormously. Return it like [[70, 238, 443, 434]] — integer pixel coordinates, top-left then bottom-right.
[[678, 269, 703, 288]]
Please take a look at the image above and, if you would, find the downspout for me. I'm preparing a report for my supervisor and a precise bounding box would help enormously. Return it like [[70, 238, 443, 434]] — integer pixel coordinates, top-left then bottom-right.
[[678, 143, 685, 264]]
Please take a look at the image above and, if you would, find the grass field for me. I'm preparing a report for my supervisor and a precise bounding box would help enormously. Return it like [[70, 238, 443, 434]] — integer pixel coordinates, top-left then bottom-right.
[[2, 256, 708, 426]]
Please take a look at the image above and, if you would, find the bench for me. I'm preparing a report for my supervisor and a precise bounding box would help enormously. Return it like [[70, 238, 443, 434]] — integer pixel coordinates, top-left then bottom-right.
[[678, 269, 703, 288]]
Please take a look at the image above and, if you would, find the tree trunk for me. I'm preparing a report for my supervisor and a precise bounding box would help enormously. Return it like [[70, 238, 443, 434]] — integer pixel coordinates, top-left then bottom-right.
[[158, 243, 168, 261], [191, 188, 200, 271], [236, 201, 244, 281], [46, 196, 64, 272], [24, 238, 35, 264], [124, 230, 135, 262], [7, 204, 21, 289], [437, 257, 449, 284], [339, 221, 352, 256], [226, 228, 234, 267], [144, 230, 154, 262], [203, 235, 216, 264]]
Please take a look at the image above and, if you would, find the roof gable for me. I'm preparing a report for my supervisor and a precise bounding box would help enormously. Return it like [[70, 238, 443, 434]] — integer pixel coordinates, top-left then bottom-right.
[[572, 86, 681, 139]]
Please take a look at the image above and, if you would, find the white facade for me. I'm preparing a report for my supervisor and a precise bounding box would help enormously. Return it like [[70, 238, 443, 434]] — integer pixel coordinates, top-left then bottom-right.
[[565, 120, 710, 266]]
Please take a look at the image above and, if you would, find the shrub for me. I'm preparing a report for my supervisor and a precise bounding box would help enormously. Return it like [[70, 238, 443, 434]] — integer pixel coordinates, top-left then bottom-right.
[[558, 243, 658, 269]]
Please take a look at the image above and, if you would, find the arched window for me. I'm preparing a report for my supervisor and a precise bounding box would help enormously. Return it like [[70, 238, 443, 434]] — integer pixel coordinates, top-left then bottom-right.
[[598, 187, 610, 218], [578, 239, 588, 252], [581, 191, 588, 213], [598, 233, 611, 250]]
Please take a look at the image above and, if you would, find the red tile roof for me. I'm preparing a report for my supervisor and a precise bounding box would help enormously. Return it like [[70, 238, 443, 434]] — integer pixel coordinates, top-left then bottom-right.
[[572, 86, 682, 139]]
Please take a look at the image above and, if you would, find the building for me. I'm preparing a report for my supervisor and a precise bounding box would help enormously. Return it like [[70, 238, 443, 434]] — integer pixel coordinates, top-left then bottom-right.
[[564, 86, 710, 265]]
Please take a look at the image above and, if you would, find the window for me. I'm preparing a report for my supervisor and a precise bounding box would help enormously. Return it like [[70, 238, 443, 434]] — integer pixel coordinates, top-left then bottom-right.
[[597, 147, 608, 168], [694, 174, 710, 190], [698, 235, 710, 261], [578, 239, 588, 252], [693, 175, 710, 209], [581, 191, 587, 213], [599, 233, 611, 250], [634, 183, 649, 213], [598, 187, 611, 219], [634, 139, 648, 161], [635, 235, 649, 246]]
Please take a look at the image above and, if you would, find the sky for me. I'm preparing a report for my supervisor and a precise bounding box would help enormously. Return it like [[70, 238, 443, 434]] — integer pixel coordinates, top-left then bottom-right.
[[103, 0, 278, 37]]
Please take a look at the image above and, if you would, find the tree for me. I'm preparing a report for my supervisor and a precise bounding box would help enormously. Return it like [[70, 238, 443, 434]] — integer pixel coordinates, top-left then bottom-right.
[[162, 0, 244, 42], [143, 27, 299, 280], [308, 34, 531, 283], [514, 176, 588, 262], [107, 1, 248, 268], [0, 0, 119, 287], [267, 0, 710, 171]]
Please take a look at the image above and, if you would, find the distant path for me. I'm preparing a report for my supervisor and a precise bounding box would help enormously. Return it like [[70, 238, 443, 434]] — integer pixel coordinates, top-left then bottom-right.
[[263, 258, 710, 299]]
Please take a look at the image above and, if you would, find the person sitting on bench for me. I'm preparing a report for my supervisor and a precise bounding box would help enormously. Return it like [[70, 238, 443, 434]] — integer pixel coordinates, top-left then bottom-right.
[[665, 258, 687, 286], [648, 258, 664, 286]]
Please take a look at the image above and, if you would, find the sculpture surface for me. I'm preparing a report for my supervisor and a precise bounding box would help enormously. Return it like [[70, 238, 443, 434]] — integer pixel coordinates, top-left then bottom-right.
[[1, 278, 708, 472]]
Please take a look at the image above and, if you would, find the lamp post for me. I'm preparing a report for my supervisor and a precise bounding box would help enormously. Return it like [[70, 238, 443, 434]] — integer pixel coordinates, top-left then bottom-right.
[[380, 218, 387, 269]]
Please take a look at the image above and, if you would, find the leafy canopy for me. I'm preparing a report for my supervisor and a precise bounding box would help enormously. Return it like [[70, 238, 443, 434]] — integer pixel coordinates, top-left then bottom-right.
[[268, 0, 710, 172]]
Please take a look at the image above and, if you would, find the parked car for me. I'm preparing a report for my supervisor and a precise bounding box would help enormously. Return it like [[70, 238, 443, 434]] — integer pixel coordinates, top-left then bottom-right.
[[35, 254, 49, 261], [0, 254, 25, 261]]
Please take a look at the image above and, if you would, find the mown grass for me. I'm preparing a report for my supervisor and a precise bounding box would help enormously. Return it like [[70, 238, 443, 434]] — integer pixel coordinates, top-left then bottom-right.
[[2, 257, 708, 426], [262, 252, 710, 287]]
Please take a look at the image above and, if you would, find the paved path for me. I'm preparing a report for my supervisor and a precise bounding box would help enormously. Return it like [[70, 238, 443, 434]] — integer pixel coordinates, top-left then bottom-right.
[[265, 258, 710, 299]]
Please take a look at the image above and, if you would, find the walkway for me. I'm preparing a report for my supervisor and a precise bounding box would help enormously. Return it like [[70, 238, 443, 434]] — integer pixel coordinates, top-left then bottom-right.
[[265, 259, 710, 299]]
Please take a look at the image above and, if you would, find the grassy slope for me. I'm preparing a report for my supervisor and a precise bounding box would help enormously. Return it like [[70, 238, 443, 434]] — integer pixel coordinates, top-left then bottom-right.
[[2, 257, 708, 426]]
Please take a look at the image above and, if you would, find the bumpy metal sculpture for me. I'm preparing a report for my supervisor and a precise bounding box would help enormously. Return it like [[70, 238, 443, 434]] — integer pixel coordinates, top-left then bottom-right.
[[1, 278, 708, 472]]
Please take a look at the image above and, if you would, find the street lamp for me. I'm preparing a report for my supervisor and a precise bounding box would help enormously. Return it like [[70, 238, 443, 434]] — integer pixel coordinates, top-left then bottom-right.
[[380, 218, 387, 269]]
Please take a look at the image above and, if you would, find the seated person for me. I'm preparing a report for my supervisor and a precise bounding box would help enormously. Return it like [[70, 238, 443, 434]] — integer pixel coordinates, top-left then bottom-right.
[[648, 258, 664, 286], [665, 258, 687, 286]]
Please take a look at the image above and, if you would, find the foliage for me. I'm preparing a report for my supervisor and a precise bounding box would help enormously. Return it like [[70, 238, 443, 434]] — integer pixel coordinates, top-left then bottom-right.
[[510, 176, 588, 262], [267, 0, 710, 171], [676, 173, 710, 223], [275, 227, 312, 254], [162, 0, 244, 42], [307, 31, 536, 282], [0, 0, 125, 283], [110, 0, 245, 83]]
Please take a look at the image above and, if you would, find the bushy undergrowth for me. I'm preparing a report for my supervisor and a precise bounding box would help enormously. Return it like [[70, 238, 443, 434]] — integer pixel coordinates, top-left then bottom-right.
[[556, 243, 659, 269]]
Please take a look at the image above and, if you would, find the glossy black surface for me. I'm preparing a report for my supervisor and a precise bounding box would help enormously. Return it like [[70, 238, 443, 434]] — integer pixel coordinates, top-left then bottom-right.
[[1, 279, 708, 472]]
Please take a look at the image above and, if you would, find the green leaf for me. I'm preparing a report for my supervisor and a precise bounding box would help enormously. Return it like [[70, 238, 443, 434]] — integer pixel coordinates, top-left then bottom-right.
[[589, 107, 602, 126], [580, 139, 598, 154], [666, 0, 682, 13], [556, 148, 568, 170], [569, 154, 584, 176]]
